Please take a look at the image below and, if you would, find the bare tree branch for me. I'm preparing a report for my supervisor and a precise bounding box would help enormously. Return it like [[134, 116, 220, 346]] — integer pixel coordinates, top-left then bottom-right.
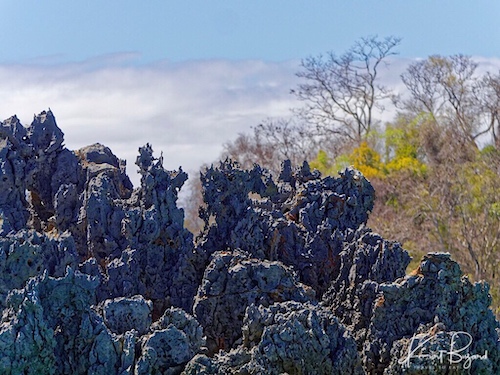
[[292, 35, 401, 144]]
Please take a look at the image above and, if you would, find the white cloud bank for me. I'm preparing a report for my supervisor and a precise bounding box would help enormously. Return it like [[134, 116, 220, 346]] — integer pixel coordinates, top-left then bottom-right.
[[1, 55, 499, 187], [0, 56, 300, 186]]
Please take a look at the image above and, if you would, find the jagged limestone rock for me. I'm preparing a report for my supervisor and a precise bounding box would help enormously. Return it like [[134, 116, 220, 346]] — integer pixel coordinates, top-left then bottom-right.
[[1, 112, 200, 316], [98, 144, 202, 315], [197, 159, 375, 298], [0, 229, 78, 308], [135, 307, 205, 375], [74, 142, 133, 260], [0, 268, 126, 375], [386, 326, 492, 374], [99, 295, 153, 336], [25, 111, 73, 230], [364, 253, 500, 374], [183, 301, 364, 375], [321, 228, 411, 348], [1, 110, 500, 375], [193, 250, 315, 354], [0, 116, 30, 234], [151, 307, 205, 349]]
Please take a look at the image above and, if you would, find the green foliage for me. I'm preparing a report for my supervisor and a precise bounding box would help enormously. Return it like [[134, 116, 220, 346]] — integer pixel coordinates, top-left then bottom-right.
[[383, 116, 427, 176], [310, 118, 428, 180], [480, 144, 498, 156], [309, 150, 351, 176], [385, 156, 427, 175], [490, 203, 500, 219], [309, 150, 332, 174], [333, 154, 351, 173]]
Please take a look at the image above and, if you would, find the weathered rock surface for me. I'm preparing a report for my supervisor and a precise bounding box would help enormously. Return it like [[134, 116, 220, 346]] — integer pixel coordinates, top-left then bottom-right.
[[1, 110, 200, 316], [0, 268, 125, 374], [183, 301, 364, 375], [135, 307, 205, 375], [0, 229, 78, 308], [322, 228, 412, 348], [387, 326, 492, 374], [193, 250, 315, 354], [197, 159, 375, 298], [364, 253, 500, 374], [99, 295, 153, 336], [96, 143, 201, 315], [0, 110, 499, 375], [0, 112, 57, 234]]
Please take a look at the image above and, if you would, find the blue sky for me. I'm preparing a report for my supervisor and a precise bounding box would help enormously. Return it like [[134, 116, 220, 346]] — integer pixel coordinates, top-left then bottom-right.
[[2, 1, 500, 63], [1, 2, 500, 186]]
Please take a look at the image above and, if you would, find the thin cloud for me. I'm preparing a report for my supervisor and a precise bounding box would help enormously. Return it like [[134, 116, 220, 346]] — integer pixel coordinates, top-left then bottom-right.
[[1, 55, 499, 187], [0, 56, 300, 186]]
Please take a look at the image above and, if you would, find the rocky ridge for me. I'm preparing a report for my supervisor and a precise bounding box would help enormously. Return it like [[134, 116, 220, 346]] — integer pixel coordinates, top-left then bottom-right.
[[0, 110, 498, 374]]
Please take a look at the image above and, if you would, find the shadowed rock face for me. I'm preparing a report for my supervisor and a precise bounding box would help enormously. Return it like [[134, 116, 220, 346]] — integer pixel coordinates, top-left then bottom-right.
[[193, 250, 315, 354], [183, 301, 365, 375], [197, 159, 375, 298], [321, 228, 412, 349], [0, 110, 499, 375], [365, 253, 500, 374]]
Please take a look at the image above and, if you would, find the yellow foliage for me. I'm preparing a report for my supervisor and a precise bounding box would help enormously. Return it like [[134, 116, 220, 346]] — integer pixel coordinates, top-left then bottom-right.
[[385, 156, 427, 176], [309, 119, 428, 180], [349, 141, 384, 179]]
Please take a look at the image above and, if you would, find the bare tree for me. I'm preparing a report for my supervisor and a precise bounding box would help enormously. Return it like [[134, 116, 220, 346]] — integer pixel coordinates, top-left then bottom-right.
[[401, 55, 491, 149], [292, 35, 401, 144], [222, 131, 278, 172], [222, 118, 324, 175], [478, 71, 500, 148], [400, 57, 447, 116]]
